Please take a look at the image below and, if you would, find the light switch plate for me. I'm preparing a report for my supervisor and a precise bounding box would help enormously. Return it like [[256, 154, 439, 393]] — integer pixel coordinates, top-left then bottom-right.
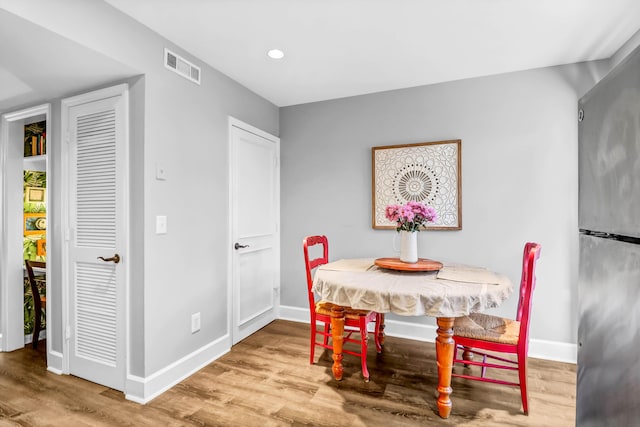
[[156, 215, 167, 234], [156, 163, 167, 180]]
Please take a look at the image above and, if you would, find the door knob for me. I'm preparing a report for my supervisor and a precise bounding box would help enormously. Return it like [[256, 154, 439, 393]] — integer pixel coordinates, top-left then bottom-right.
[[234, 243, 249, 250], [98, 254, 121, 264]]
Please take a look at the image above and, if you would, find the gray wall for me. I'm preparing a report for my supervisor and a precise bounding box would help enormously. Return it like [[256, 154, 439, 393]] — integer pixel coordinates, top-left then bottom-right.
[[280, 61, 609, 345], [3, 2, 279, 377]]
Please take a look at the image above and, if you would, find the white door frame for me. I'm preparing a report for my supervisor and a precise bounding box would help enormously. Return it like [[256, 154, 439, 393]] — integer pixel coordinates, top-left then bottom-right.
[[60, 84, 130, 382], [227, 117, 280, 344], [0, 103, 51, 353]]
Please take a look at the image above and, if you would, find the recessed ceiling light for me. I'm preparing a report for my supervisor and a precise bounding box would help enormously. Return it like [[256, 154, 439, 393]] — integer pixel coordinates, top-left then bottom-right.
[[267, 49, 285, 60]]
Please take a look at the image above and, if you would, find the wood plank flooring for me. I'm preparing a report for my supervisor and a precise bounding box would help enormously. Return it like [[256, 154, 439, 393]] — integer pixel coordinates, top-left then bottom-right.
[[0, 320, 576, 426]]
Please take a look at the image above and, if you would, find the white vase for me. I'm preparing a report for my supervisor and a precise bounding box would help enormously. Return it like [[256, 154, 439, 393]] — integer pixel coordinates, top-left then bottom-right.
[[399, 230, 418, 263]]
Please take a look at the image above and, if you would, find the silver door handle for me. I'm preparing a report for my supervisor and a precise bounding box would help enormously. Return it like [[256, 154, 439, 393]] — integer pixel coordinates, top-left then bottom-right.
[[98, 254, 121, 264], [234, 243, 249, 250]]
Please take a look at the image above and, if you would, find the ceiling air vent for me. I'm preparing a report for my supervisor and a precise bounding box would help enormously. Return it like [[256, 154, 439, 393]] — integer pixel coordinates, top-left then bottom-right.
[[164, 48, 201, 85]]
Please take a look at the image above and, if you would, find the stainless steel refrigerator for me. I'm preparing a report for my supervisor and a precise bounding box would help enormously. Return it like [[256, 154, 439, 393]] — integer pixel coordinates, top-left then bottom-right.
[[577, 45, 640, 426]]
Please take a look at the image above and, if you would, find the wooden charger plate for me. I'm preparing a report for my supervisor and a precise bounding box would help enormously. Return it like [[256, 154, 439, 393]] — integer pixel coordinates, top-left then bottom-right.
[[374, 257, 443, 272]]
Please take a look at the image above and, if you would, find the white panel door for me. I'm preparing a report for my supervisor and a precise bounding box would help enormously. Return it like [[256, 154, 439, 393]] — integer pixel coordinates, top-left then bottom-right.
[[230, 120, 279, 344], [63, 86, 128, 391]]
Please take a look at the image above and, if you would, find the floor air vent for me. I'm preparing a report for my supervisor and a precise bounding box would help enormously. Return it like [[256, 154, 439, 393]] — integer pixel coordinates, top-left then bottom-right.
[[164, 48, 201, 84]]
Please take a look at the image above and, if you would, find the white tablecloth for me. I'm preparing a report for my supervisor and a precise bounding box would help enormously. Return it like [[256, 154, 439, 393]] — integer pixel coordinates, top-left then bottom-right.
[[312, 258, 513, 318]]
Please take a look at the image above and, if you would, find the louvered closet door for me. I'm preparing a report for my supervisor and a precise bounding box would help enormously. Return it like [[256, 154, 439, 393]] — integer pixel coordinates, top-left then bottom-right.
[[66, 90, 127, 391]]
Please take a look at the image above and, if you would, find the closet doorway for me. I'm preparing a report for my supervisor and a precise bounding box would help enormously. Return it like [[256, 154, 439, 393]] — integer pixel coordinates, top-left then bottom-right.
[[0, 104, 50, 353]]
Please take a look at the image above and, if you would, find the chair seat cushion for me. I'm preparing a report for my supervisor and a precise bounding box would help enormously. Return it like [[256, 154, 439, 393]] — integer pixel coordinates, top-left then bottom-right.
[[315, 301, 371, 320], [453, 312, 520, 345]]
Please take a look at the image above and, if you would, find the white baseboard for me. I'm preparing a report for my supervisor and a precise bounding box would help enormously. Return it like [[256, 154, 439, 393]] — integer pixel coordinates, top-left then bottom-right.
[[24, 332, 66, 374], [278, 305, 577, 364], [125, 334, 231, 404], [46, 349, 64, 374], [278, 305, 309, 323], [23, 329, 47, 345], [529, 338, 576, 364]]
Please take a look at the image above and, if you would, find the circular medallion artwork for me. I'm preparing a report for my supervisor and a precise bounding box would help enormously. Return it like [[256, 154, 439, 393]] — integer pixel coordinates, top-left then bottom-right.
[[393, 164, 438, 203], [373, 140, 461, 229]]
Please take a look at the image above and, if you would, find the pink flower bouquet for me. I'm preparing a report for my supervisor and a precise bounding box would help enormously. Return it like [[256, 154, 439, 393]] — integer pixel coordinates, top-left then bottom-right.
[[385, 201, 437, 232]]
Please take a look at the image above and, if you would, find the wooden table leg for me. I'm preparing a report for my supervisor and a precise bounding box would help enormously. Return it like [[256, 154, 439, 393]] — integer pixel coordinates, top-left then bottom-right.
[[378, 313, 386, 347], [435, 317, 455, 419], [330, 306, 345, 380]]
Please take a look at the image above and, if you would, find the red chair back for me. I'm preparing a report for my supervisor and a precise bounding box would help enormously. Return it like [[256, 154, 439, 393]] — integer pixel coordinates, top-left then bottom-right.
[[303, 235, 329, 311], [516, 242, 541, 355]]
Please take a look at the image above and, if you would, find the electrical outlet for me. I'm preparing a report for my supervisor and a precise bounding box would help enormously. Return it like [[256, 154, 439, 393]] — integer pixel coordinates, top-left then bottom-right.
[[191, 312, 201, 333]]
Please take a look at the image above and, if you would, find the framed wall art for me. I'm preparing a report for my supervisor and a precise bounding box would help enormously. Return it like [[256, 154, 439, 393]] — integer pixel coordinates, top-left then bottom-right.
[[24, 213, 47, 236], [25, 187, 46, 203], [37, 239, 47, 257], [372, 139, 462, 230]]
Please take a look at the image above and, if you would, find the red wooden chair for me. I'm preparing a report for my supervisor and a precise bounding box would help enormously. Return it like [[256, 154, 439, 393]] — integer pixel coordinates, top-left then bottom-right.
[[303, 235, 382, 381], [452, 242, 541, 414]]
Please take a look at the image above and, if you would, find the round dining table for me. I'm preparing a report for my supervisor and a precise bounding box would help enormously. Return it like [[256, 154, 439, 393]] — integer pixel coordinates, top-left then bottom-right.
[[312, 257, 514, 419]]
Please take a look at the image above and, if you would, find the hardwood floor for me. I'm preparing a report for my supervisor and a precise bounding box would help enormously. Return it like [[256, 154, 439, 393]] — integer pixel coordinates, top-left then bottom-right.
[[0, 320, 576, 426]]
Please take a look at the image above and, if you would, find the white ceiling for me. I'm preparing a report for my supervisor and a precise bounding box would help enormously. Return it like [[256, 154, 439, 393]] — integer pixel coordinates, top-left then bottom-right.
[[105, 0, 640, 107]]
